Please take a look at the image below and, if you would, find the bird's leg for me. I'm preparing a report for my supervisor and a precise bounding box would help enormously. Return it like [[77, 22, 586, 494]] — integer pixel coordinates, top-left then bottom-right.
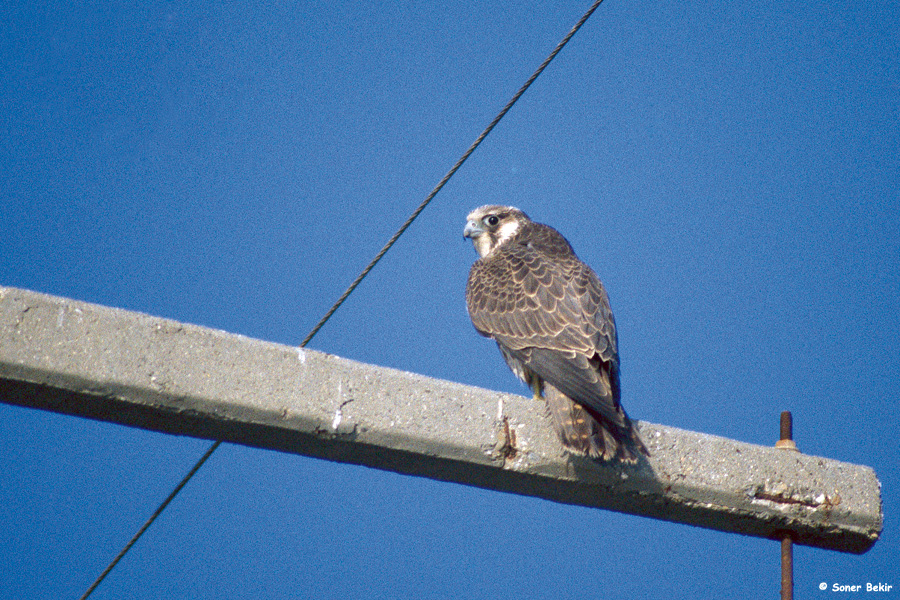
[[530, 377, 543, 401]]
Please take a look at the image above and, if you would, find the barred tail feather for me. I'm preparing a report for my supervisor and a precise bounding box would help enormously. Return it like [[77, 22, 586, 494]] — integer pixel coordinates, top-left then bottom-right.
[[544, 385, 647, 463]]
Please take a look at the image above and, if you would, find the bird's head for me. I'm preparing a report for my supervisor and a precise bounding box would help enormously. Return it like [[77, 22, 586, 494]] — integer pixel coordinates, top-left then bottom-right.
[[463, 205, 530, 258]]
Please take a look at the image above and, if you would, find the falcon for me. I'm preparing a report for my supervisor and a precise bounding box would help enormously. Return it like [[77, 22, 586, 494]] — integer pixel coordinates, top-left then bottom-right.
[[464, 205, 647, 463]]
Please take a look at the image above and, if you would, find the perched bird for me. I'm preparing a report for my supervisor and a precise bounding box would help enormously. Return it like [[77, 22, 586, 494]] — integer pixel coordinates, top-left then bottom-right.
[[464, 205, 647, 463]]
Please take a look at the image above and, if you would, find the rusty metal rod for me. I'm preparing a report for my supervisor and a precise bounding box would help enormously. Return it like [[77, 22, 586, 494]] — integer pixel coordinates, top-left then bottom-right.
[[779, 410, 795, 600], [780, 411, 792, 442], [781, 534, 793, 600]]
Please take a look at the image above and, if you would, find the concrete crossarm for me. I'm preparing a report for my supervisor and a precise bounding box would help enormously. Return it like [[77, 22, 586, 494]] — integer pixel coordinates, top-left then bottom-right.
[[0, 286, 882, 553]]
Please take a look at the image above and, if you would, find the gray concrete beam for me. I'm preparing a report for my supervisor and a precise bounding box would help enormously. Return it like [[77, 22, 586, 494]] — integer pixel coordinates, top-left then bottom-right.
[[0, 286, 882, 553]]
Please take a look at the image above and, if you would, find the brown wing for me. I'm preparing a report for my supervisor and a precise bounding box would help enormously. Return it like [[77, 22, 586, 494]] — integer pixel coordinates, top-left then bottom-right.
[[467, 222, 645, 459], [467, 224, 620, 417]]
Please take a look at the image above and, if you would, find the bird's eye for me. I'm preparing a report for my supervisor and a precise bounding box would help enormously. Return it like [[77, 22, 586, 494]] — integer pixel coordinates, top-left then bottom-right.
[[486, 215, 500, 226]]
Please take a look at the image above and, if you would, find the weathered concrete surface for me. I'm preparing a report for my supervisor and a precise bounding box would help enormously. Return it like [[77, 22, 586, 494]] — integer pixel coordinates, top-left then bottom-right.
[[0, 286, 882, 553]]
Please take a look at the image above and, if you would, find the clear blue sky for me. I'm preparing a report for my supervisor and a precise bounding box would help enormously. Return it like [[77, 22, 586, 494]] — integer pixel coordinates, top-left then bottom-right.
[[2, 1, 897, 598]]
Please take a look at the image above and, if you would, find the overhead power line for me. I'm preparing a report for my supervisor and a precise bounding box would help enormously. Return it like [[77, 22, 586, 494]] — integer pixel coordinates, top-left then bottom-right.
[[300, 0, 606, 347]]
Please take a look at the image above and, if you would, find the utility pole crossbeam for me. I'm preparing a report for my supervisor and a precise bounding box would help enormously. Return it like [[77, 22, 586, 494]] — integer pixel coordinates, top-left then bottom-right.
[[0, 287, 882, 553]]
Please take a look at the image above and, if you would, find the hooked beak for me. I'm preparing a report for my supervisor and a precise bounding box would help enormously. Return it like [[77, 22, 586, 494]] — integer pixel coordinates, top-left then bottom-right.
[[463, 221, 483, 239]]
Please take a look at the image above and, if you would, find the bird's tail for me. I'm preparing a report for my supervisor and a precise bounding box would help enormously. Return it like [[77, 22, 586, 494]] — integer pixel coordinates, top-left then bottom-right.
[[544, 385, 648, 463]]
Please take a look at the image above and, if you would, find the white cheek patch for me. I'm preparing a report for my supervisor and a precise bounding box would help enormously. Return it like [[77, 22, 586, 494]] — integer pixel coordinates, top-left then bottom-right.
[[496, 220, 521, 245]]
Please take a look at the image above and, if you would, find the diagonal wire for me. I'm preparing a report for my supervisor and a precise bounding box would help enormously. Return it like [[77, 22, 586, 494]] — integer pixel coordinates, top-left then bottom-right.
[[79, 1, 605, 597], [77, 441, 220, 600], [300, 0, 605, 348]]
